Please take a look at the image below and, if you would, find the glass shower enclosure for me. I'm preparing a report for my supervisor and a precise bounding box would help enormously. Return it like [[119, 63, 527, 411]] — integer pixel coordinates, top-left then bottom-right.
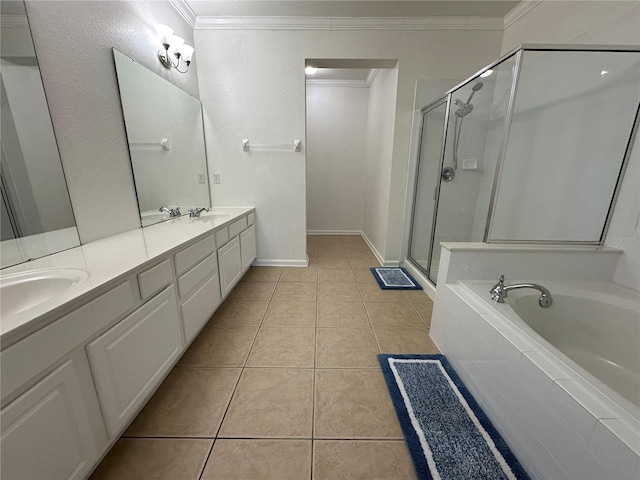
[[407, 45, 640, 285]]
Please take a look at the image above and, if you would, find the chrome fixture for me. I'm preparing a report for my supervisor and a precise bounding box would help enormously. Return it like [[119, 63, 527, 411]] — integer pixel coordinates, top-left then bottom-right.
[[156, 24, 194, 73], [490, 275, 553, 308], [159, 206, 181, 217], [451, 81, 483, 171], [188, 207, 210, 218]]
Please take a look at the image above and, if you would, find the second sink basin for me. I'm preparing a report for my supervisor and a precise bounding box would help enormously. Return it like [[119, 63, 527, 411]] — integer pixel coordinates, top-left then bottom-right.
[[1, 268, 90, 319]]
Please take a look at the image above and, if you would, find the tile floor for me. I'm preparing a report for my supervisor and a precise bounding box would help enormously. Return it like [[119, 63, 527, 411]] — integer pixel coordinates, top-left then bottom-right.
[[90, 235, 438, 480]]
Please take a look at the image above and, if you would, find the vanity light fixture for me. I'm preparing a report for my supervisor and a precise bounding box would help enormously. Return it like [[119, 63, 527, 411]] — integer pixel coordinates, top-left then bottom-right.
[[305, 66, 318, 75], [156, 24, 194, 73]]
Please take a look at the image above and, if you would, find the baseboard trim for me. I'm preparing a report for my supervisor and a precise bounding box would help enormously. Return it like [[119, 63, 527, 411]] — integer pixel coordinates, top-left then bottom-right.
[[307, 230, 362, 235], [253, 259, 309, 267], [361, 232, 399, 267], [402, 259, 436, 300]]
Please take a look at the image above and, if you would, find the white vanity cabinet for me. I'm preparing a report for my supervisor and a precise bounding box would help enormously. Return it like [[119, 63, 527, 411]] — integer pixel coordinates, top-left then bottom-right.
[[218, 236, 243, 297], [240, 224, 257, 272], [86, 286, 182, 437], [0, 349, 107, 480]]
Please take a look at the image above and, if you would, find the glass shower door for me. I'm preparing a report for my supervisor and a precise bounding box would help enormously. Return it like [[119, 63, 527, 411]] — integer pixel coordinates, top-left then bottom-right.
[[407, 100, 447, 274]]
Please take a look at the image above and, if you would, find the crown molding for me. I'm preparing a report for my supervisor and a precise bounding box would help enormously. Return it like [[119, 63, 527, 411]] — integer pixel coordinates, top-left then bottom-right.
[[504, 0, 543, 29], [306, 79, 370, 88], [0, 14, 28, 28], [169, 0, 197, 28], [195, 16, 504, 31]]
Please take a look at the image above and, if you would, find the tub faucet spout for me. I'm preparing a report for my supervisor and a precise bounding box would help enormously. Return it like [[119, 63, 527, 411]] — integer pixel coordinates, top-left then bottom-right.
[[490, 274, 553, 308]]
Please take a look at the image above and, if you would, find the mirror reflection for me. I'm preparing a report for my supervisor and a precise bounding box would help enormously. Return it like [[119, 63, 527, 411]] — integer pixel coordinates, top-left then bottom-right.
[[1, 0, 79, 269], [113, 49, 210, 227]]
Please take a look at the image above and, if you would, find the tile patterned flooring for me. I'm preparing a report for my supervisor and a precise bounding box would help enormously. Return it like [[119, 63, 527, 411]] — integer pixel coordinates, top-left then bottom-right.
[[90, 235, 438, 479]]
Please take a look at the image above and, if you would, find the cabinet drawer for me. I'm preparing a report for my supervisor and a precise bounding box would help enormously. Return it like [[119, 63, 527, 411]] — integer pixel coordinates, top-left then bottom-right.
[[177, 252, 218, 298], [229, 217, 248, 238], [138, 259, 172, 301], [174, 235, 215, 276], [215, 227, 229, 248], [86, 287, 182, 437], [1, 281, 135, 401], [247, 212, 255, 226], [180, 273, 222, 343]]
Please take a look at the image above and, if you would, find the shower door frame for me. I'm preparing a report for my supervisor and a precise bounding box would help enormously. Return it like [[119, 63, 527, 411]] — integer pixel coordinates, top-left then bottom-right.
[[406, 96, 451, 282]]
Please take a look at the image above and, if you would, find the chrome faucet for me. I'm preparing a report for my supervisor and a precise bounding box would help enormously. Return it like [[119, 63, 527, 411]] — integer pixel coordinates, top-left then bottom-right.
[[159, 206, 181, 218], [188, 207, 210, 218], [490, 275, 553, 308]]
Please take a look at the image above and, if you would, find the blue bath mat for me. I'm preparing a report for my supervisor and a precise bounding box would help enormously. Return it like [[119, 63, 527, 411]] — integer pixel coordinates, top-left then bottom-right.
[[379, 354, 529, 480], [370, 267, 422, 290]]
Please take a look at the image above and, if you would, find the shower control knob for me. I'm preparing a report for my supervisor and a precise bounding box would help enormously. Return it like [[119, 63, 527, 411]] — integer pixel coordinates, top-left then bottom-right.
[[441, 166, 455, 182]]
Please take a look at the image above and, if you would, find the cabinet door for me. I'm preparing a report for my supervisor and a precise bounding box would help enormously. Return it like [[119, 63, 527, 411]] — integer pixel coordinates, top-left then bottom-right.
[[218, 236, 242, 298], [240, 224, 256, 272], [86, 287, 182, 438], [1, 359, 101, 480], [181, 273, 222, 343]]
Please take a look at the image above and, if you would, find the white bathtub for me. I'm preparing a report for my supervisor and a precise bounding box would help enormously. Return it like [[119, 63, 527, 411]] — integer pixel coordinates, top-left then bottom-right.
[[431, 279, 640, 479], [504, 286, 639, 412]]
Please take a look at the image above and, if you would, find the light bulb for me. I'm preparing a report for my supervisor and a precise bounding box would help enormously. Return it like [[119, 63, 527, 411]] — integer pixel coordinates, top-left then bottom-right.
[[155, 24, 174, 45], [179, 44, 194, 63], [305, 66, 318, 75]]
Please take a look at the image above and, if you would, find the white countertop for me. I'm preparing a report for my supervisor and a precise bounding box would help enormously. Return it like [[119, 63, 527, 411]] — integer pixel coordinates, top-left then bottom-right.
[[0, 207, 254, 347]]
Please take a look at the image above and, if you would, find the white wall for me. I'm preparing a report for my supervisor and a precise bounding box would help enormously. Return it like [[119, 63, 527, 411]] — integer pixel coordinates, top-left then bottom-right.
[[363, 68, 398, 261], [25, 0, 199, 243], [194, 28, 503, 264], [501, 0, 640, 290], [306, 83, 368, 233]]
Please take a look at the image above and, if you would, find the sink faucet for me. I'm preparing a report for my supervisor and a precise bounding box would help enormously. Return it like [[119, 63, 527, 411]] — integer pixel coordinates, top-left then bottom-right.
[[188, 207, 210, 218], [159, 206, 181, 218], [490, 275, 553, 308]]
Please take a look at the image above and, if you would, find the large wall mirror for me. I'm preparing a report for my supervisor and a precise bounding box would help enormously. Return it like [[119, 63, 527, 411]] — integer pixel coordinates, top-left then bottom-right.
[[113, 49, 210, 227], [1, 1, 79, 269]]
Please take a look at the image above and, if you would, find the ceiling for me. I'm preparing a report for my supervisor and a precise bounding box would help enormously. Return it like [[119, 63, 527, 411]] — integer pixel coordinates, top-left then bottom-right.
[[184, 1, 522, 18]]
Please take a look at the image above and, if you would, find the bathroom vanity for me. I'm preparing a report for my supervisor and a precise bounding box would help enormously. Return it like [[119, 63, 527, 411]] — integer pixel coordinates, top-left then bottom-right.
[[0, 207, 256, 479]]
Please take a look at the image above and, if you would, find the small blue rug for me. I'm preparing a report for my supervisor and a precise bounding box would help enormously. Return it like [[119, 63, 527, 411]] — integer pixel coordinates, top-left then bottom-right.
[[379, 354, 529, 480], [370, 267, 422, 290]]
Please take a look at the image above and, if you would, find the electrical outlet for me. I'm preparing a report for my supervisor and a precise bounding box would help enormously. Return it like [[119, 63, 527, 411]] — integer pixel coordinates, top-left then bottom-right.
[[197, 173, 206, 184], [212, 173, 221, 184]]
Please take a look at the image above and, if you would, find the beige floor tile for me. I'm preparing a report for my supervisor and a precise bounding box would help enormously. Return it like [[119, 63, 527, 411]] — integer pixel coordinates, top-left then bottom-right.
[[313, 440, 416, 480], [315, 236, 343, 245], [373, 327, 440, 354], [314, 369, 403, 439], [242, 266, 283, 282], [263, 301, 316, 326], [316, 327, 379, 368], [125, 367, 240, 437], [209, 300, 268, 326], [346, 251, 378, 262], [402, 290, 433, 303], [350, 258, 380, 269], [359, 282, 409, 302], [408, 299, 433, 323], [307, 255, 318, 267], [201, 439, 311, 480], [317, 301, 368, 327], [352, 267, 377, 283], [317, 283, 362, 302], [90, 438, 212, 480], [365, 302, 426, 329], [318, 268, 355, 283], [280, 267, 318, 283], [273, 282, 317, 301], [317, 257, 351, 269], [246, 327, 315, 367], [178, 326, 258, 367], [219, 368, 313, 438], [228, 281, 277, 301], [318, 248, 348, 259]]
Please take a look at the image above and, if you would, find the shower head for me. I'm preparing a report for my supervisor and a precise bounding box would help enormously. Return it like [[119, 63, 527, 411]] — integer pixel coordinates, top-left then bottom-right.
[[466, 82, 483, 103], [455, 103, 474, 117]]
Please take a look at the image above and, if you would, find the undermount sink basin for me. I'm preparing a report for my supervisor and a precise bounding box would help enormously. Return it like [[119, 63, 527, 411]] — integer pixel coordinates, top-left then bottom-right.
[[141, 211, 171, 226], [0, 268, 89, 318], [196, 212, 231, 221]]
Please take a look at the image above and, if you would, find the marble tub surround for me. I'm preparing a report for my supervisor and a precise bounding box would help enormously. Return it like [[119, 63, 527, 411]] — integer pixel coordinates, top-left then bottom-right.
[[429, 242, 639, 479], [0, 207, 254, 348]]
